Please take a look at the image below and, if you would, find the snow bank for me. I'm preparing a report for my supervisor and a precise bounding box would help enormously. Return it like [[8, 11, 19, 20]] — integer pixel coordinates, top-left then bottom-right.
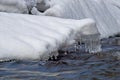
[[0, 12, 98, 60], [37, 0, 120, 38]]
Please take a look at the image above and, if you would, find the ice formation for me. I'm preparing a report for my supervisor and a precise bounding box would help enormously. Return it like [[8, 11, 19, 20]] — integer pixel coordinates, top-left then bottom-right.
[[0, 12, 98, 60]]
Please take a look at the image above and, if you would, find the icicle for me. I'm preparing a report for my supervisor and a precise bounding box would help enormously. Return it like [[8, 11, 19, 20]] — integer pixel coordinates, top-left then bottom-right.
[[74, 42, 78, 52], [64, 51, 68, 55], [81, 34, 101, 53], [77, 37, 83, 53], [49, 51, 59, 60]]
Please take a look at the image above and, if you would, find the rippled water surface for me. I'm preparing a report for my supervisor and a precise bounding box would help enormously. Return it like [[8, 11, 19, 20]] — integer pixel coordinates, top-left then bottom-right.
[[0, 38, 120, 80]]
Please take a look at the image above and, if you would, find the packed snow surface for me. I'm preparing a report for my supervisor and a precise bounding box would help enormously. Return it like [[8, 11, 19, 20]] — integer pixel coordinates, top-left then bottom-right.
[[0, 12, 98, 60], [37, 0, 120, 38]]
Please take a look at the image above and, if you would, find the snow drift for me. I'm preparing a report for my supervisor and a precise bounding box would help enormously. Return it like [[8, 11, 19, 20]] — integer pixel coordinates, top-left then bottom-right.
[[36, 0, 120, 38], [0, 12, 99, 60]]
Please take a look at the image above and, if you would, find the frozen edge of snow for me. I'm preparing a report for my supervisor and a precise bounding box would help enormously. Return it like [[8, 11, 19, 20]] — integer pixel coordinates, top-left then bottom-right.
[[0, 12, 101, 60]]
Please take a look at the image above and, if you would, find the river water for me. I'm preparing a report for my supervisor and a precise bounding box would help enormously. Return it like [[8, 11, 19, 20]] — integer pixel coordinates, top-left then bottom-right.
[[0, 37, 120, 80]]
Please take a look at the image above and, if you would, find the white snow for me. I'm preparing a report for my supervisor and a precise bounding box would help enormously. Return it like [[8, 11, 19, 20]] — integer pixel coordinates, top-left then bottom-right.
[[37, 0, 120, 38], [0, 0, 120, 60], [0, 12, 98, 60]]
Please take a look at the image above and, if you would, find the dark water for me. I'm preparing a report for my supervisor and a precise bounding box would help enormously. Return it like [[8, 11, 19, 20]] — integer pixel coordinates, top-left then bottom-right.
[[0, 38, 120, 80]]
